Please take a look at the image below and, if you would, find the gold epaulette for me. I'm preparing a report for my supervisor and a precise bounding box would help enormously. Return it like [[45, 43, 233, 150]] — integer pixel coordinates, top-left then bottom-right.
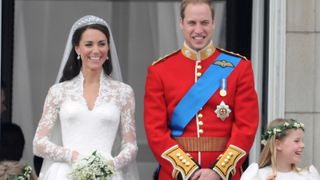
[[218, 48, 248, 60], [161, 145, 199, 180], [212, 145, 246, 180], [152, 49, 180, 65]]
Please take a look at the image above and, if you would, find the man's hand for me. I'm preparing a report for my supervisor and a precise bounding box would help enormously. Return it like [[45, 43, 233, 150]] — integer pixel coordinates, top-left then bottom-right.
[[190, 169, 221, 180]]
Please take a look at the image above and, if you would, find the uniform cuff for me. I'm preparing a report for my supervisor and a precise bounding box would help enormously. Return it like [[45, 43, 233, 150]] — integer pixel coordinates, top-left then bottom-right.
[[161, 145, 200, 179], [212, 145, 246, 180]]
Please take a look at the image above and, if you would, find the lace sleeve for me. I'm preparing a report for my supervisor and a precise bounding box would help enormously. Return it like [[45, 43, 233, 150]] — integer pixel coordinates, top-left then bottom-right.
[[33, 85, 73, 163], [112, 85, 138, 170]]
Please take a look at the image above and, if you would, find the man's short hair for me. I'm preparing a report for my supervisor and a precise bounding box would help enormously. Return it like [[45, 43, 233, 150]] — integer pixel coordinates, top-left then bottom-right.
[[180, 0, 215, 20]]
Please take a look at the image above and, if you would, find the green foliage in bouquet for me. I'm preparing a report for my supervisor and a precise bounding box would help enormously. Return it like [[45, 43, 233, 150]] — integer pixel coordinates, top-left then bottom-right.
[[69, 151, 114, 180], [8, 165, 32, 180]]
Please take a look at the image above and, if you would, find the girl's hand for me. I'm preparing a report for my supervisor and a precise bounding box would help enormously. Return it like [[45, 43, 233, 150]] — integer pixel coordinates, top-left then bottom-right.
[[266, 174, 276, 180]]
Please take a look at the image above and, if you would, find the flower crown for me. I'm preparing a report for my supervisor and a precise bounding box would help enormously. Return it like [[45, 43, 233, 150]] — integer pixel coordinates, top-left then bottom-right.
[[261, 119, 304, 145]]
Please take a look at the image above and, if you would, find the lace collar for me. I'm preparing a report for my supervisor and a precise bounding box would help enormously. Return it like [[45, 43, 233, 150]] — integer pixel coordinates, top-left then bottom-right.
[[73, 71, 111, 96]]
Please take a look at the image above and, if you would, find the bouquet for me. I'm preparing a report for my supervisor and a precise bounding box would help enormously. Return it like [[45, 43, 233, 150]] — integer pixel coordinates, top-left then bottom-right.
[[12, 165, 33, 180], [0, 161, 33, 180], [69, 151, 114, 180]]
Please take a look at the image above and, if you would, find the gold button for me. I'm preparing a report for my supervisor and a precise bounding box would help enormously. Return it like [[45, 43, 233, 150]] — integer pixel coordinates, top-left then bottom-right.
[[199, 129, 204, 134], [221, 162, 226, 167], [182, 159, 187, 163], [176, 153, 181, 157], [186, 153, 191, 157], [226, 155, 230, 159], [196, 72, 202, 77], [197, 65, 202, 69], [179, 156, 184, 160], [229, 152, 233, 156], [224, 159, 229, 163], [198, 121, 203, 126], [186, 162, 190, 166], [198, 113, 203, 118]]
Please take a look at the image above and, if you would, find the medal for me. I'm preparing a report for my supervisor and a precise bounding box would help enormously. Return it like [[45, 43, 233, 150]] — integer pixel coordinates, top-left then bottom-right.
[[219, 78, 227, 97], [219, 89, 227, 97], [215, 101, 231, 121]]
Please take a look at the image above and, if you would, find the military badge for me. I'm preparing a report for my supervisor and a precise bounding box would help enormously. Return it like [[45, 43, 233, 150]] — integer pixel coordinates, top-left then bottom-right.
[[213, 60, 234, 68], [215, 101, 231, 120], [184, 50, 191, 58], [219, 78, 227, 97], [219, 89, 227, 97]]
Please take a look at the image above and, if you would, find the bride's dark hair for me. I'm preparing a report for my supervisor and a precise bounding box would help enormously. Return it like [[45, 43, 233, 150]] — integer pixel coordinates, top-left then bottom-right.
[[59, 24, 112, 83]]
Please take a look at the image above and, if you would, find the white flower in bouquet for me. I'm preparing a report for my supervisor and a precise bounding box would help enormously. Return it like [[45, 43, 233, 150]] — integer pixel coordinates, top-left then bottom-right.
[[69, 151, 114, 180]]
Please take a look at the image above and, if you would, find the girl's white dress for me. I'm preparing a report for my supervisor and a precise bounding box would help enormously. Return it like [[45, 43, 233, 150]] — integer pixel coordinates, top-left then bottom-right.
[[241, 163, 320, 180], [33, 73, 139, 180]]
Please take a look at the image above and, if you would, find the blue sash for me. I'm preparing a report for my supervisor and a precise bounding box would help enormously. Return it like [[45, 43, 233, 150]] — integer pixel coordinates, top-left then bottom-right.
[[170, 52, 241, 136]]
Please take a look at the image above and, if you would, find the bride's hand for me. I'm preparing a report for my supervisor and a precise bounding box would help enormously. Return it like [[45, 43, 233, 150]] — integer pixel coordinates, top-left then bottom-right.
[[107, 159, 114, 168], [71, 150, 80, 162]]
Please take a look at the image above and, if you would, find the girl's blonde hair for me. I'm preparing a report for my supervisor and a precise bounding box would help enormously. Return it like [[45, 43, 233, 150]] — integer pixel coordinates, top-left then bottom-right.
[[259, 118, 304, 175]]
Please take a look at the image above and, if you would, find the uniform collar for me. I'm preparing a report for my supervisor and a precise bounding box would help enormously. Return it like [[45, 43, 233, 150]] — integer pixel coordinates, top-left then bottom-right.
[[181, 41, 216, 61]]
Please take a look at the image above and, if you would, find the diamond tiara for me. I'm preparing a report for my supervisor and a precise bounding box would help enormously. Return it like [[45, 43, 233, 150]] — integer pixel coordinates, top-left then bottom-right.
[[72, 15, 108, 31]]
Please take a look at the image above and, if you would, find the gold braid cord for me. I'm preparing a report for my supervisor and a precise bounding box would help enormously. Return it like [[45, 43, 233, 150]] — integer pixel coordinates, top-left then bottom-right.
[[217, 48, 248, 60], [152, 50, 180, 65]]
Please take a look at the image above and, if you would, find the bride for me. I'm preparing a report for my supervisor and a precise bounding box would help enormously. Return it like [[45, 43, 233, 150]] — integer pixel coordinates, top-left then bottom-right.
[[33, 15, 139, 180]]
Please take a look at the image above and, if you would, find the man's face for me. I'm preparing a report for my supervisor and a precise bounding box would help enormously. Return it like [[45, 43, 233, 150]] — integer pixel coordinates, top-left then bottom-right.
[[180, 3, 214, 51]]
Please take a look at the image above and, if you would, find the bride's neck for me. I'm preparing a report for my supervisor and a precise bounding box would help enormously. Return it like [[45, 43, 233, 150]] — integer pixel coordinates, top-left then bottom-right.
[[81, 68, 102, 83]]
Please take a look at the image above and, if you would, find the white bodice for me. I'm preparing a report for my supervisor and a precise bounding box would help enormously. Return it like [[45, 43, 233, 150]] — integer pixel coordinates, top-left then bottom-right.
[[60, 99, 120, 158], [241, 163, 320, 180], [33, 72, 138, 171]]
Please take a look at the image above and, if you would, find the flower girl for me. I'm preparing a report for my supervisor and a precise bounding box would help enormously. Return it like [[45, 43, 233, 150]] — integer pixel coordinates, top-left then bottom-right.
[[241, 118, 320, 180]]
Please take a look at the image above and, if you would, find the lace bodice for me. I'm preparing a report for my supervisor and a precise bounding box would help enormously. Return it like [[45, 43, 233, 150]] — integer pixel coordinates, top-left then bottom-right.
[[33, 72, 138, 170]]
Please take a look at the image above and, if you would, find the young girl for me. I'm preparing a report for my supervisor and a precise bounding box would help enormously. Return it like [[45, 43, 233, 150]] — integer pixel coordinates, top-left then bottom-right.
[[241, 118, 320, 180]]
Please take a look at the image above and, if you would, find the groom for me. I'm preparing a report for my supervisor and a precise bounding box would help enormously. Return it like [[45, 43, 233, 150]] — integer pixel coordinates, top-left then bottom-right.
[[143, 0, 259, 179]]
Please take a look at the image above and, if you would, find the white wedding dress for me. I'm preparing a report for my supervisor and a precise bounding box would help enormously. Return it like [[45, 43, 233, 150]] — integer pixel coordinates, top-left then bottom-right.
[[33, 72, 138, 180]]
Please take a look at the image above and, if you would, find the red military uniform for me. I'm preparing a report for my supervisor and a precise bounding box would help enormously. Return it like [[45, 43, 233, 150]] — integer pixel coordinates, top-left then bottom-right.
[[144, 42, 259, 180]]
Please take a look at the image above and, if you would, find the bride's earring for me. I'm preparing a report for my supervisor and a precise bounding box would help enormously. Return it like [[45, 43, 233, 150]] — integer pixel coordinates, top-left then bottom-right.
[[77, 54, 80, 60]]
